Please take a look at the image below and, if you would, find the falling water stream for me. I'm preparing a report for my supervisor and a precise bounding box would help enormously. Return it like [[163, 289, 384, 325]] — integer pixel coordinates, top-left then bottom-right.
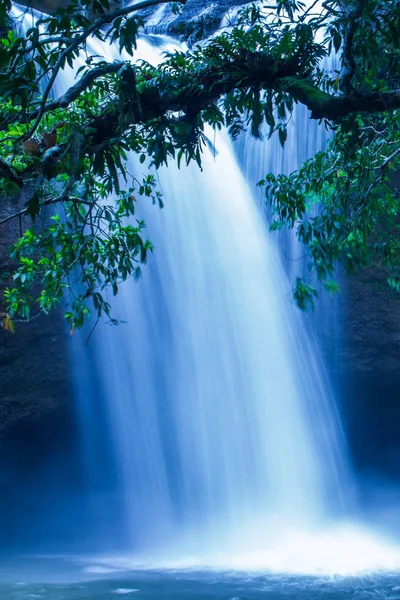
[[7, 3, 400, 592], [69, 32, 352, 562]]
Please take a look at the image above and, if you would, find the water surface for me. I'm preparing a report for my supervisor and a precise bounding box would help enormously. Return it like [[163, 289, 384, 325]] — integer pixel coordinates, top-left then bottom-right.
[[2, 558, 400, 600]]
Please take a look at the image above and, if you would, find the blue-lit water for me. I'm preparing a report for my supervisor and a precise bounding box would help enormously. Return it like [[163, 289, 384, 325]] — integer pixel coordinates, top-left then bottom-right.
[[2, 559, 400, 600], [67, 33, 352, 562], [7, 2, 400, 585]]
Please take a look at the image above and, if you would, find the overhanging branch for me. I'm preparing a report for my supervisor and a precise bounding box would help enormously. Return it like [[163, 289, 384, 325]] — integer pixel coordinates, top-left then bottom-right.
[[281, 78, 400, 119], [2, 49, 400, 151], [84, 59, 400, 151]]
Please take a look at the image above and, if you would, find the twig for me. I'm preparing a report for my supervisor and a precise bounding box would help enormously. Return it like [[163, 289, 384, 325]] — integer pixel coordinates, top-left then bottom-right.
[[0, 197, 92, 226]]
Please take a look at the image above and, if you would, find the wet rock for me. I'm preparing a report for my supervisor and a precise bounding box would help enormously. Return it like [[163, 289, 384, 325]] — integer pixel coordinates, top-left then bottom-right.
[[0, 192, 72, 440]]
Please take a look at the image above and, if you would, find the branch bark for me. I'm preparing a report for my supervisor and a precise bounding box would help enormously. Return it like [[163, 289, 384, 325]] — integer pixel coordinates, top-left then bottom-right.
[[33, 62, 122, 113]]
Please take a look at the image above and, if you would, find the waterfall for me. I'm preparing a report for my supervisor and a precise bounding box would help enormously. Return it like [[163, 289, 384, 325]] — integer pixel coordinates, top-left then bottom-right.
[[234, 55, 344, 391], [66, 33, 353, 564], [14, 2, 400, 574]]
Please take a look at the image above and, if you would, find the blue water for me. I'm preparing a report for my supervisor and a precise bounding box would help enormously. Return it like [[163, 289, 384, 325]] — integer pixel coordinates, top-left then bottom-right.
[[7, 3, 400, 587], [2, 558, 400, 600]]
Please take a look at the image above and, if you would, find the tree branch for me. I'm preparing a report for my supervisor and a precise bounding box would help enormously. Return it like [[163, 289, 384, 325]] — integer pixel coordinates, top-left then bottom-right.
[[85, 59, 400, 152], [11, 0, 185, 141], [0, 197, 92, 226], [0, 62, 123, 131], [281, 79, 400, 119], [3, 44, 400, 150], [32, 62, 122, 114]]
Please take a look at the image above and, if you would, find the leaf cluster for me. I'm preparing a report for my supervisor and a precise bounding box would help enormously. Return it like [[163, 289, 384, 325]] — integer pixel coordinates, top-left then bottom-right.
[[1, 0, 400, 328]]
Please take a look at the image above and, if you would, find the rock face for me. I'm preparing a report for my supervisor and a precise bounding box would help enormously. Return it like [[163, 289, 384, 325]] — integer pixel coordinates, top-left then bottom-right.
[[140, 0, 249, 39], [0, 194, 73, 441], [333, 268, 400, 482], [0, 311, 71, 436], [0, 194, 79, 550], [16, 0, 250, 33], [340, 268, 400, 374]]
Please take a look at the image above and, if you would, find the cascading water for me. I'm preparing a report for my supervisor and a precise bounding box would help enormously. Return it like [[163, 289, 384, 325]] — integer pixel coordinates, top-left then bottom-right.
[[234, 54, 344, 391], [10, 2, 400, 576], [69, 34, 353, 564]]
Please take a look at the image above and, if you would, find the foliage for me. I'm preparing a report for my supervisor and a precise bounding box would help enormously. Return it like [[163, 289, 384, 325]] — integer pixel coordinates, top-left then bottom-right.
[[0, 0, 400, 330], [260, 114, 400, 303]]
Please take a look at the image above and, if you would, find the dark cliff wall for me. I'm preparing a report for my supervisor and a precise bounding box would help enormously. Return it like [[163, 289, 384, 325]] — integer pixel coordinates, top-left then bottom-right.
[[341, 268, 400, 374], [0, 196, 73, 439], [334, 269, 400, 483], [0, 195, 81, 549]]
